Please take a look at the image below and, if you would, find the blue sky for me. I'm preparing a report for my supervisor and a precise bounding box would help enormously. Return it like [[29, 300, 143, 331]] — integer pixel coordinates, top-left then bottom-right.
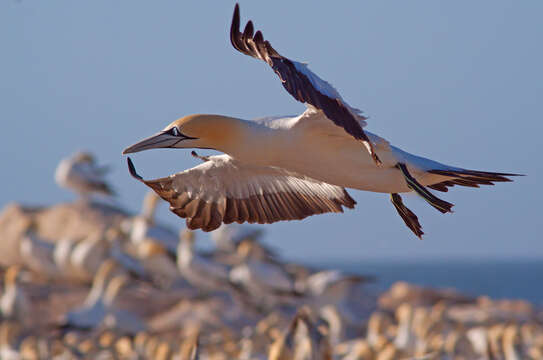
[[1, 1, 540, 261]]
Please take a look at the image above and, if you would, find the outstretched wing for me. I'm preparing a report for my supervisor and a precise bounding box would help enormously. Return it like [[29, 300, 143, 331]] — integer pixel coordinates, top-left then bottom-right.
[[127, 156, 356, 232], [230, 4, 380, 165]]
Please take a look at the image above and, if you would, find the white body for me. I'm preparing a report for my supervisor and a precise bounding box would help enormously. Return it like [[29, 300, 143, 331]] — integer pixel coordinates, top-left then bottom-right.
[[228, 110, 455, 194]]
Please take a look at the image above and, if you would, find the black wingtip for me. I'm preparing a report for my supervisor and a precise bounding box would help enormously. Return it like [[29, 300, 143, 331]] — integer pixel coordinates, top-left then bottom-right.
[[230, 4, 242, 50], [243, 20, 254, 38], [232, 4, 240, 31], [126, 157, 144, 182]]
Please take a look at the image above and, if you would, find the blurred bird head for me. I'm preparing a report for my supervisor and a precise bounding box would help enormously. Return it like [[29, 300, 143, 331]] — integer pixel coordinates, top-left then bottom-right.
[[179, 229, 195, 245], [4, 265, 24, 287], [72, 151, 96, 164]]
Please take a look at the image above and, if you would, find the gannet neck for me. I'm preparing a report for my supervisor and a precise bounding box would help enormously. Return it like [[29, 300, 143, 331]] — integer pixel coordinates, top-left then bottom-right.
[[85, 260, 116, 306], [177, 240, 194, 266], [141, 191, 160, 222], [171, 114, 256, 153], [104, 276, 128, 306], [3, 267, 20, 291]]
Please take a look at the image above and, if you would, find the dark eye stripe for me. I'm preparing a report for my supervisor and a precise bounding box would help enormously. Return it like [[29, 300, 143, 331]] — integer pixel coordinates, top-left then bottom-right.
[[168, 126, 198, 140]]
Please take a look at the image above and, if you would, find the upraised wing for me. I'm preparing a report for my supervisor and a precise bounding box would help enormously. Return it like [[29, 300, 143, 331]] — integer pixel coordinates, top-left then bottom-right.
[[127, 156, 356, 232], [230, 4, 380, 165]]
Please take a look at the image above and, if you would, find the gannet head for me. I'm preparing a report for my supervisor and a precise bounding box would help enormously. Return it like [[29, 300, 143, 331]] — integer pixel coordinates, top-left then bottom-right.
[[122, 114, 243, 154]]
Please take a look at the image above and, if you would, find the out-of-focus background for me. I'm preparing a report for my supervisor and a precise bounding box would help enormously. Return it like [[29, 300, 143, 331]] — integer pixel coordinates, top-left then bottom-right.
[[1, 1, 541, 299]]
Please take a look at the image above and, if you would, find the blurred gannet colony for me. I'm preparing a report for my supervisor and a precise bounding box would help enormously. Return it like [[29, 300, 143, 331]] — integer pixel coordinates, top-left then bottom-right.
[[0, 151, 540, 360]]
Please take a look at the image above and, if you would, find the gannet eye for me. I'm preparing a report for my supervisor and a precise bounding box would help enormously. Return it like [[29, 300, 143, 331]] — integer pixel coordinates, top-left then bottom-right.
[[170, 127, 181, 136]]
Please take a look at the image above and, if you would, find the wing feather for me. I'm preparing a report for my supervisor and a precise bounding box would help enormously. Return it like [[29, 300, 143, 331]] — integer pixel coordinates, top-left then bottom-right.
[[230, 4, 380, 165], [127, 156, 355, 232]]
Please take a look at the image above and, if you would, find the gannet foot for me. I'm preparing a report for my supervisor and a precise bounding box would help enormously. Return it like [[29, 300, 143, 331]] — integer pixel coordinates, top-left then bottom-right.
[[390, 193, 424, 239], [396, 163, 454, 214]]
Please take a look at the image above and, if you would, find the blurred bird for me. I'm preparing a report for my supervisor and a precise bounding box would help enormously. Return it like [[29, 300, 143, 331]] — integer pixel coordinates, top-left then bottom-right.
[[394, 303, 416, 352], [299, 270, 373, 307], [0, 266, 30, 324], [0, 322, 20, 360], [502, 325, 522, 360], [177, 331, 200, 360], [123, 4, 520, 238], [60, 260, 128, 330], [126, 191, 178, 254], [268, 313, 299, 360], [466, 327, 491, 359], [444, 330, 479, 359], [18, 335, 41, 360], [269, 308, 332, 360], [366, 312, 393, 350], [135, 240, 180, 286], [211, 223, 264, 252], [70, 231, 110, 281], [114, 336, 135, 359], [229, 242, 299, 307], [318, 305, 344, 348], [53, 236, 79, 278], [102, 275, 148, 333], [19, 228, 59, 278], [211, 233, 280, 270], [55, 151, 113, 199], [177, 230, 231, 293], [338, 339, 374, 360]]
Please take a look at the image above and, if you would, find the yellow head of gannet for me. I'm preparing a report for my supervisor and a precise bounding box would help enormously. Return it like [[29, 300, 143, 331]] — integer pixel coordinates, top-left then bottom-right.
[[123, 114, 245, 155]]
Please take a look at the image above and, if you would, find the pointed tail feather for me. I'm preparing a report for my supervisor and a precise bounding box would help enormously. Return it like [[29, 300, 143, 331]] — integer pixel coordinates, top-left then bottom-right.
[[428, 169, 523, 192]]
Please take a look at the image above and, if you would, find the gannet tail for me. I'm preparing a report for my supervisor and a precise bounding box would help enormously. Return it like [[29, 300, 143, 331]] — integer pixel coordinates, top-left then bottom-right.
[[426, 168, 522, 192]]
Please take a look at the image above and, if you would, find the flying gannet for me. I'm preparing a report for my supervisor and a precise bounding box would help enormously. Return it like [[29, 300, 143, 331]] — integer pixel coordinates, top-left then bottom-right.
[[123, 4, 520, 238]]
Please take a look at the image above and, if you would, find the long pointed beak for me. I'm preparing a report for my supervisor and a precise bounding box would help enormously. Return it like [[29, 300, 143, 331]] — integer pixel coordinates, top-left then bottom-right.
[[123, 131, 180, 154]]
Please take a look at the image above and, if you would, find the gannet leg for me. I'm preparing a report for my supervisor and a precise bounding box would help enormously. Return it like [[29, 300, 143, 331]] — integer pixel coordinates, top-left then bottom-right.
[[191, 151, 210, 162], [396, 163, 454, 214], [390, 193, 424, 239]]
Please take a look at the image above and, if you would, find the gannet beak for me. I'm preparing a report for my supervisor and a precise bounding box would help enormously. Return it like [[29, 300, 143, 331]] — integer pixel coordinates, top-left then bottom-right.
[[123, 131, 180, 154]]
